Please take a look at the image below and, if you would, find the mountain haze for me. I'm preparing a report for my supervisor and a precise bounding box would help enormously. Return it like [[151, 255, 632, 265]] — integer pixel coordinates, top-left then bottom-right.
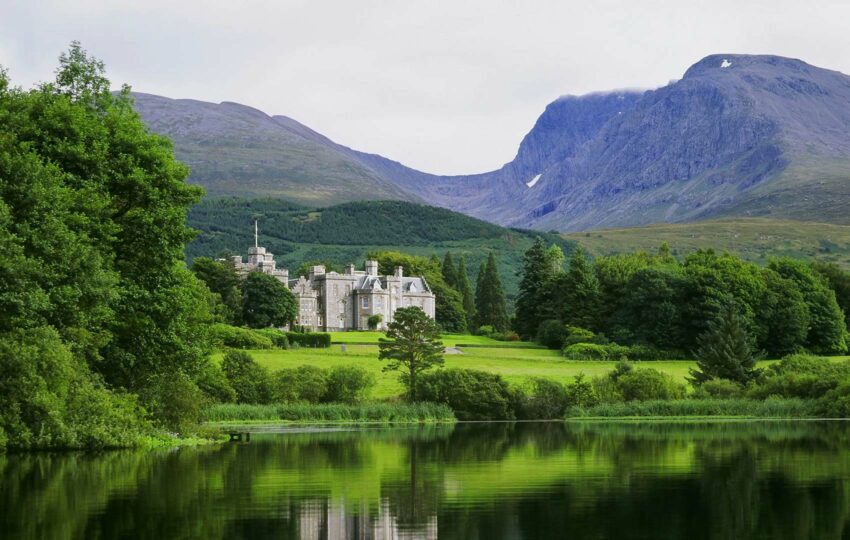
[[133, 54, 850, 231]]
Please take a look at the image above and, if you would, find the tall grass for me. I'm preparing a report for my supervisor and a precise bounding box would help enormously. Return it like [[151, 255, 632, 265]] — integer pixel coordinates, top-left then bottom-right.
[[203, 402, 456, 424], [566, 398, 818, 419]]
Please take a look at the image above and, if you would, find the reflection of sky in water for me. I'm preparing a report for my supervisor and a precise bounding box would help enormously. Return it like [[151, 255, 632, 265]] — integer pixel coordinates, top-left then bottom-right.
[[3, 421, 850, 539]]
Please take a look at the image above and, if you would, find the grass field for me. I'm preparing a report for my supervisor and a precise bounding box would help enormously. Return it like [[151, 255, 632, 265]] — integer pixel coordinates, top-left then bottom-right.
[[567, 218, 850, 268]]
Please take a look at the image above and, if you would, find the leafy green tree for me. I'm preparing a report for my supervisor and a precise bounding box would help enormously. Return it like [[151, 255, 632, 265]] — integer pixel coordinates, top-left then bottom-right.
[[442, 251, 458, 290], [325, 365, 376, 404], [545, 244, 566, 273], [475, 252, 509, 332], [770, 258, 847, 353], [610, 267, 685, 349], [812, 261, 850, 327], [191, 257, 242, 324], [241, 271, 297, 328], [221, 350, 271, 404], [690, 302, 760, 385], [536, 319, 568, 349], [378, 306, 445, 401], [561, 247, 602, 330], [367, 314, 383, 330], [515, 237, 550, 338], [456, 255, 477, 329], [756, 269, 809, 357]]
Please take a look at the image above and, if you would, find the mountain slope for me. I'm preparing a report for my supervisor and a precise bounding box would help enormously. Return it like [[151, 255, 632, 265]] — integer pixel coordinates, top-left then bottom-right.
[[132, 93, 420, 206], [134, 54, 850, 232], [186, 198, 573, 301]]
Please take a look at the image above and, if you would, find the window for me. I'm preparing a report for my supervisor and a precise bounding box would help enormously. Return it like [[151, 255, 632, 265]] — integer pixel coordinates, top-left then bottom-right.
[[362, 297, 369, 309], [376, 297, 382, 308]]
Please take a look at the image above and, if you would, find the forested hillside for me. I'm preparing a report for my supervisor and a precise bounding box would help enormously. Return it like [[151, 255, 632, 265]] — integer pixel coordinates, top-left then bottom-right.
[[186, 198, 572, 301]]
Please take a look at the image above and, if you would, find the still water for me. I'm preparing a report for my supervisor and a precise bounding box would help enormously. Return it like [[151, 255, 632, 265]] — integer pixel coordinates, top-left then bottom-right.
[[4, 421, 850, 539]]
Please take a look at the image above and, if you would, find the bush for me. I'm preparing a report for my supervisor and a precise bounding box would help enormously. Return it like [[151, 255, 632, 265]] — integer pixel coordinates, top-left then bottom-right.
[[520, 378, 569, 419], [564, 326, 596, 346], [367, 314, 383, 331], [477, 325, 495, 337], [536, 320, 568, 349], [563, 342, 631, 360], [817, 381, 850, 418], [210, 324, 274, 349], [615, 367, 685, 401], [139, 371, 206, 434], [748, 354, 850, 399], [692, 378, 744, 399], [221, 350, 272, 404], [271, 365, 328, 403], [0, 327, 150, 449], [565, 373, 599, 408], [325, 365, 376, 404], [196, 361, 237, 403], [415, 369, 516, 420], [253, 328, 290, 348], [285, 331, 332, 348]]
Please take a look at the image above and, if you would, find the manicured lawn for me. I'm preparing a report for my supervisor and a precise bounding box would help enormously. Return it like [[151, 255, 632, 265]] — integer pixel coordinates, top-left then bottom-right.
[[219, 343, 698, 400], [330, 331, 542, 348]]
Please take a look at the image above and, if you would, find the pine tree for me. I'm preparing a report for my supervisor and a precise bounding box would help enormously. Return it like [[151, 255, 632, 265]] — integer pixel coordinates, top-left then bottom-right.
[[515, 238, 550, 339], [689, 302, 760, 385], [442, 251, 459, 290], [457, 255, 477, 329], [475, 252, 509, 331], [561, 247, 602, 330]]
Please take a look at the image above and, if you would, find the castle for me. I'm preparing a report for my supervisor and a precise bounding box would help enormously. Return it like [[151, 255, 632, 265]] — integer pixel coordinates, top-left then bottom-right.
[[228, 223, 436, 331]]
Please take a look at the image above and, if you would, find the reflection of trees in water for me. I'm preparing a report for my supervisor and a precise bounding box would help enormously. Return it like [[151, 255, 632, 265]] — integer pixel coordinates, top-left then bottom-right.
[[4, 422, 850, 539]]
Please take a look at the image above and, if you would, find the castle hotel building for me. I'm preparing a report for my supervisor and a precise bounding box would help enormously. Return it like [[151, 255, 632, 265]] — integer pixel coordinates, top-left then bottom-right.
[[228, 227, 435, 331]]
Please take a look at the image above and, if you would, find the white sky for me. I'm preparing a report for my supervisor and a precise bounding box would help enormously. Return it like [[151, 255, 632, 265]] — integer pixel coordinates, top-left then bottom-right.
[[3, 0, 850, 174]]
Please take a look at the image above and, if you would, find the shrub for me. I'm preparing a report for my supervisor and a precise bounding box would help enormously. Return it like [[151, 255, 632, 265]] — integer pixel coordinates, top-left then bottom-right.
[[221, 350, 272, 404], [253, 328, 290, 348], [565, 373, 599, 408], [477, 325, 495, 337], [563, 342, 631, 360], [748, 354, 850, 399], [691, 378, 744, 399], [325, 365, 376, 404], [615, 367, 685, 401], [285, 332, 332, 348], [415, 369, 516, 420], [817, 381, 850, 418], [367, 314, 383, 331], [210, 324, 274, 349], [139, 371, 206, 434], [196, 361, 237, 403], [271, 365, 329, 403], [520, 378, 569, 419], [0, 327, 150, 449], [536, 320, 568, 349], [564, 326, 596, 346]]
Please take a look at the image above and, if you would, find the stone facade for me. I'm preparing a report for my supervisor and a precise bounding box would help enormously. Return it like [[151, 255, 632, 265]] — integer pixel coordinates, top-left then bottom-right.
[[227, 232, 435, 331]]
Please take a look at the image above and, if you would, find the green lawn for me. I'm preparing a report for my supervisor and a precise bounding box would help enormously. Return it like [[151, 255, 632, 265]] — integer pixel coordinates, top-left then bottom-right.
[[216, 332, 850, 401]]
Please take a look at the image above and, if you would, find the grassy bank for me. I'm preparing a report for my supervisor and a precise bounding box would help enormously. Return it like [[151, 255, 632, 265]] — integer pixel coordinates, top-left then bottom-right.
[[565, 398, 818, 419], [203, 402, 456, 424]]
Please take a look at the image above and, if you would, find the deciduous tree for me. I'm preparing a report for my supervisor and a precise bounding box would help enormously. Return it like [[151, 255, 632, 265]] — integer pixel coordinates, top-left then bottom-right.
[[378, 307, 445, 401]]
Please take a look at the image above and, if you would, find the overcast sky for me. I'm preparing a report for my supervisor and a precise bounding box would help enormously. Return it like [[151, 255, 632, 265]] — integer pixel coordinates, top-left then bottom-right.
[[3, 1, 850, 174]]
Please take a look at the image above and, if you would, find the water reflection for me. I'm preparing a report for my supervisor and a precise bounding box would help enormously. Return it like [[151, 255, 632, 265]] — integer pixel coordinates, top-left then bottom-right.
[[3, 421, 850, 539]]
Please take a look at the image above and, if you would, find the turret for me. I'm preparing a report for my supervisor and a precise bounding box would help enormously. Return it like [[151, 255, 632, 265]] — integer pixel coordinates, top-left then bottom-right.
[[365, 260, 379, 276]]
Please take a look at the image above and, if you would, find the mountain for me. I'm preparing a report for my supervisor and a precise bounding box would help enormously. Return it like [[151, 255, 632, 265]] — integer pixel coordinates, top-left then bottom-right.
[[133, 54, 850, 231], [185, 198, 573, 301]]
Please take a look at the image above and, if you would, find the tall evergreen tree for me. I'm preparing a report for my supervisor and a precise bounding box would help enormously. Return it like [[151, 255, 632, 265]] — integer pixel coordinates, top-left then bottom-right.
[[561, 247, 602, 330], [515, 238, 550, 339], [690, 302, 760, 385], [457, 255, 477, 329], [475, 252, 509, 331], [442, 252, 459, 290], [378, 306, 445, 401]]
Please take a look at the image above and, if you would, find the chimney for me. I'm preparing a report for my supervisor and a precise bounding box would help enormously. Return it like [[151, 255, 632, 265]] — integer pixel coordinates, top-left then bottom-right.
[[394, 266, 403, 278], [309, 265, 326, 279], [365, 260, 379, 276], [345, 264, 355, 275]]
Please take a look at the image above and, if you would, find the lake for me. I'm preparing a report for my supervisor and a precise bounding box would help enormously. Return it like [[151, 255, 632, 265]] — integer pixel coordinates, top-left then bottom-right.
[[3, 421, 850, 539]]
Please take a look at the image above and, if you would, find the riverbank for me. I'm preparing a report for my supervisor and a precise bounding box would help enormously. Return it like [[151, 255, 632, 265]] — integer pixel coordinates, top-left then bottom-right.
[[202, 402, 456, 424], [564, 397, 818, 419]]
